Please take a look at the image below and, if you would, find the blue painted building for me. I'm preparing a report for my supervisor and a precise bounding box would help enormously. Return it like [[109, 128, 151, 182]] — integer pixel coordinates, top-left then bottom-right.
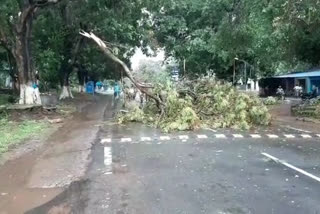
[[275, 70, 320, 94]]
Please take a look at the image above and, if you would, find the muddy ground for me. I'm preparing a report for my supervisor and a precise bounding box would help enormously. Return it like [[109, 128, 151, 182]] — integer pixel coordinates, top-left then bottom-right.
[[0, 93, 109, 214]]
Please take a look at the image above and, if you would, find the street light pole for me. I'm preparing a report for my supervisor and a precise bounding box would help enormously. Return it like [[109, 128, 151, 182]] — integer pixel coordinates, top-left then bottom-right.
[[233, 58, 237, 85]]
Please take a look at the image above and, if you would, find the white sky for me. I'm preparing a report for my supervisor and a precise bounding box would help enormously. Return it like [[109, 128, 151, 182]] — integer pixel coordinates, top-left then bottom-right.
[[130, 47, 165, 71]]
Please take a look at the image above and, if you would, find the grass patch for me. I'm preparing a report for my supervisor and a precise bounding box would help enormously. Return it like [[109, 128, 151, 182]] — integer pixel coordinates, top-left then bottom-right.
[[0, 118, 48, 154]]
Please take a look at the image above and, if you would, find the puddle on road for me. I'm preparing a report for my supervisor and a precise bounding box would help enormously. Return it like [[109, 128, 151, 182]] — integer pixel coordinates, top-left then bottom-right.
[[24, 138, 106, 214], [24, 180, 89, 214], [0, 151, 63, 214]]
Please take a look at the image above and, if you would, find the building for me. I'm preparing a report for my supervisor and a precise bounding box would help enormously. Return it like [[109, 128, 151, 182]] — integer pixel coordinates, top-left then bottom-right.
[[260, 69, 320, 96]]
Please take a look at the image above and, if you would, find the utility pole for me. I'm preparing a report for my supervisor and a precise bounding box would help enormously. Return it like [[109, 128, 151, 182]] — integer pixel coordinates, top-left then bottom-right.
[[183, 58, 186, 76], [233, 58, 238, 85]]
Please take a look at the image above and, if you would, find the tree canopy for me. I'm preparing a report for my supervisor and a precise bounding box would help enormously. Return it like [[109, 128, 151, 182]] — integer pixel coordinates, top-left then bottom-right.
[[1, 0, 320, 103]]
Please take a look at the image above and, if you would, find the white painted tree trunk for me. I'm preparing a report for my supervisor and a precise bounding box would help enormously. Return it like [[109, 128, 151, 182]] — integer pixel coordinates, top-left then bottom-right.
[[78, 84, 85, 93], [19, 84, 42, 105], [59, 86, 74, 100]]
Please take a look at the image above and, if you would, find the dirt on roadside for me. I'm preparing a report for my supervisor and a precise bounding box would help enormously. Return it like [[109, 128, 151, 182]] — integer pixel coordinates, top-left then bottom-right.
[[0, 93, 110, 214], [269, 100, 320, 133]]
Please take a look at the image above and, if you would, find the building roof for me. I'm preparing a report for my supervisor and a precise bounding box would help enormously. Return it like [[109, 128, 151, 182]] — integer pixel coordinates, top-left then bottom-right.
[[274, 70, 320, 78]]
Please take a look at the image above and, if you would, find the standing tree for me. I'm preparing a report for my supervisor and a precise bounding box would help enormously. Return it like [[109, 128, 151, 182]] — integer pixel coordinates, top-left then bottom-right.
[[0, 0, 63, 104]]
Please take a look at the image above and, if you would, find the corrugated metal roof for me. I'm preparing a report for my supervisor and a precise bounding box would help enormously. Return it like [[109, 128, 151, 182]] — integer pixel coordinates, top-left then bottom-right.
[[274, 71, 320, 78]]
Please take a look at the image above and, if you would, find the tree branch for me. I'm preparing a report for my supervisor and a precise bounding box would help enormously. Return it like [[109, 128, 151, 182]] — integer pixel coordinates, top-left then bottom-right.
[[79, 30, 164, 106]]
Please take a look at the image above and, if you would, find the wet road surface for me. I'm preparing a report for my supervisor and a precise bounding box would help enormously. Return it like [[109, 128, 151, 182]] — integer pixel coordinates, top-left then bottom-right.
[[25, 98, 320, 214]]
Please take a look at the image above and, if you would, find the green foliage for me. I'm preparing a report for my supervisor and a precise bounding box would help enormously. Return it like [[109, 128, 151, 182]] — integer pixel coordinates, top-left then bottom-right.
[[119, 77, 271, 132], [264, 96, 277, 105], [118, 105, 146, 124], [0, 119, 48, 154], [159, 91, 200, 132]]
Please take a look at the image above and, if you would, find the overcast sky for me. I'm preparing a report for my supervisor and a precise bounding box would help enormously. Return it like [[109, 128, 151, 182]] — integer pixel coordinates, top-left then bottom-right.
[[130, 47, 165, 71]]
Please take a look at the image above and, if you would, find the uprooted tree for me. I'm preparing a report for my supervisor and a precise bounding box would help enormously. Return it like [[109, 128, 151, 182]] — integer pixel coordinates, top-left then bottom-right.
[[0, 0, 63, 104], [80, 31, 271, 132]]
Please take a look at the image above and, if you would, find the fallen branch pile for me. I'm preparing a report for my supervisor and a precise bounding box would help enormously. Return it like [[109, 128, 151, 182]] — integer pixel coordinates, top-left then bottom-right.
[[118, 77, 271, 132]]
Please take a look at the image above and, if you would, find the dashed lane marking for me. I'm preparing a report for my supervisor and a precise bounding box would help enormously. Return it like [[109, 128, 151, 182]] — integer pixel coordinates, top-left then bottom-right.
[[141, 137, 152, 141], [233, 134, 244, 138], [101, 138, 111, 144], [179, 135, 189, 140], [197, 135, 208, 139], [160, 136, 170, 140], [121, 138, 132, 142], [104, 132, 319, 143], [267, 134, 279, 139], [250, 134, 261, 138], [262, 153, 320, 183], [301, 134, 312, 139], [215, 134, 227, 139], [284, 134, 295, 139]]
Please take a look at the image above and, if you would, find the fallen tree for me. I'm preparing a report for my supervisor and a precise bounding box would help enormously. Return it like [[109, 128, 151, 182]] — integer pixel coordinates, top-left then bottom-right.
[[79, 31, 164, 108], [118, 77, 272, 132], [79, 31, 271, 132]]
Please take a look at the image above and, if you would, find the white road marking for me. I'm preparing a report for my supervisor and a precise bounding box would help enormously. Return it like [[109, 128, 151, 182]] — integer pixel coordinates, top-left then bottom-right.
[[267, 134, 279, 139], [250, 134, 261, 138], [262, 153, 320, 183], [160, 136, 170, 140], [141, 137, 152, 141], [121, 138, 132, 142], [104, 147, 112, 175], [197, 135, 208, 139], [215, 134, 226, 139], [101, 138, 111, 144], [285, 126, 311, 133], [179, 135, 189, 140], [284, 134, 295, 139], [233, 134, 244, 138], [301, 134, 312, 138]]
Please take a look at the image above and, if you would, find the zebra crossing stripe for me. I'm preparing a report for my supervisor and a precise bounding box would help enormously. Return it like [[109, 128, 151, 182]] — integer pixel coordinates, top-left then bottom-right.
[[197, 135, 208, 139], [250, 134, 261, 138], [233, 134, 244, 138], [284, 134, 295, 139], [301, 134, 312, 138], [121, 138, 132, 142]]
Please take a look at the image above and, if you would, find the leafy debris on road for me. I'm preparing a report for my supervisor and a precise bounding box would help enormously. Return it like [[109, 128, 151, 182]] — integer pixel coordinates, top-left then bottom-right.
[[118, 77, 271, 132]]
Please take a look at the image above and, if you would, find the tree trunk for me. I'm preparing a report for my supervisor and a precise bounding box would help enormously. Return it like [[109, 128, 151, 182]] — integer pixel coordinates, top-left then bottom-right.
[[59, 70, 74, 100], [77, 67, 86, 93], [16, 17, 41, 105]]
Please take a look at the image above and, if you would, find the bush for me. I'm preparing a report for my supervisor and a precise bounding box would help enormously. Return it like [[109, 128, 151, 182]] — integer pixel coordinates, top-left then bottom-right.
[[264, 96, 277, 105]]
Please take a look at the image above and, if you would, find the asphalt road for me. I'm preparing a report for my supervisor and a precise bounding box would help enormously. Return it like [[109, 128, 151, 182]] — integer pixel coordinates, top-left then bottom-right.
[[27, 120, 320, 214]]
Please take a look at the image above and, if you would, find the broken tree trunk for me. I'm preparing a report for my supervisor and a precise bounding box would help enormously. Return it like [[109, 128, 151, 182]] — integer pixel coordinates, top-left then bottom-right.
[[79, 31, 164, 106]]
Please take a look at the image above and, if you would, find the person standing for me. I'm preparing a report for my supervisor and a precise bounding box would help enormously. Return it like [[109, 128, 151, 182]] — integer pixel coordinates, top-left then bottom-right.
[[294, 84, 302, 97], [114, 82, 120, 99]]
